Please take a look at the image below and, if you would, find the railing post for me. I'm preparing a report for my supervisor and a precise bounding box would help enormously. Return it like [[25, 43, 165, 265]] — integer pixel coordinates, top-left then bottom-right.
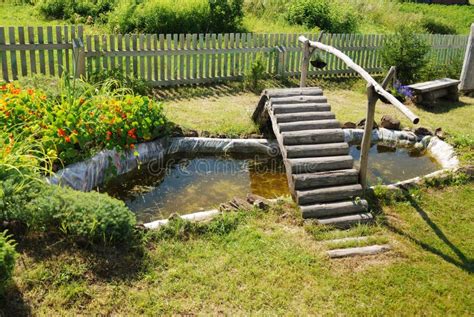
[[275, 45, 287, 78], [359, 84, 378, 193], [300, 40, 310, 87], [72, 38, 85, 79]]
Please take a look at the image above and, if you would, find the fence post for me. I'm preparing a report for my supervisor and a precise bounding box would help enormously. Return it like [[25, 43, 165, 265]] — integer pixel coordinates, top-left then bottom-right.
[[359, 84, 378, 193], [275, 45, 286, 78], [300, 39, 310, 87], [72, 38, 85, 79], [460, 23, 474, 94]]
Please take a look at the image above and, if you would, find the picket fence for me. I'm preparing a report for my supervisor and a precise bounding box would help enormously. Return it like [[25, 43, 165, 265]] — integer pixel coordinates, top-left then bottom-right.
[[0, 25, 468, 86]]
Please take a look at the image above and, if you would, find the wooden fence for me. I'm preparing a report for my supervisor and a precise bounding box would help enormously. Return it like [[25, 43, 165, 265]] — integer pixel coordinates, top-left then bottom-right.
[[0, 25, 469, 86]]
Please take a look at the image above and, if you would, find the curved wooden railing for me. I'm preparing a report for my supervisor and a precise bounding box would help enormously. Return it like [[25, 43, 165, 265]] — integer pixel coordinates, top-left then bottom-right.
[[298, 35, 420, 190]]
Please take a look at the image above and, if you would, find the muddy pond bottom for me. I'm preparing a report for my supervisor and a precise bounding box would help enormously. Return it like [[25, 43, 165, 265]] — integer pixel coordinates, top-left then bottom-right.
[[102, 145, 440, 222]]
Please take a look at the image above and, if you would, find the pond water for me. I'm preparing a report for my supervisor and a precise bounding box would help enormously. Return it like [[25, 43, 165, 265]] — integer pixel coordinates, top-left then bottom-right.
[[101, 144, 440, 222]]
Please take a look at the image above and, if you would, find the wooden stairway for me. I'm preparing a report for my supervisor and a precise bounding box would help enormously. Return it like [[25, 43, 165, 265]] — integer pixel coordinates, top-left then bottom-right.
[[253, 87, 373, 228]]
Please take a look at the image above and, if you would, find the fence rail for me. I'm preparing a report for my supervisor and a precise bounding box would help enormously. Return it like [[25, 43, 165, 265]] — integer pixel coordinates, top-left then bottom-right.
[[0, 25, 468, 86]]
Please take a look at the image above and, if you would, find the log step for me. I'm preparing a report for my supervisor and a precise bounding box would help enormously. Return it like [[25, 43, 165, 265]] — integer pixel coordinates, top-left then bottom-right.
[[296, 184, 363, 205], [289, 155, 354, 174], [327, 244, 390, 258], [278, 119, 341, 132], [286, 143, 349, 159], [272, 103, 331, 114], [300, 199, 368, 218], [265, 88, 323, 98], [271, 95, 327, 104], [318, 212, 374, 229], [275, 112, 336, 123], [293, 169, 358, 190], [282, 129, 345, 145]]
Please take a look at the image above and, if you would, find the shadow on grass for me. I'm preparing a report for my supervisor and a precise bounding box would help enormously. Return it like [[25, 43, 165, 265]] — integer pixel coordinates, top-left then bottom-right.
[[386, 192, 474, 274], [414, 99, 471, 114], [151, 77, 364, 102], [0, 284, 31, 317], [16, 233, 148, 282]]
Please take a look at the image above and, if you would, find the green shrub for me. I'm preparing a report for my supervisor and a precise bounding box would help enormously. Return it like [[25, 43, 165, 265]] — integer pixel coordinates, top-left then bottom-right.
[[38, 0, 115, 21], [420, 52, 464, 81], [109, 0, 244, 34], [32, 186, 137, 244], [0, 231, 17, 293], [245, 54, 266, 92], [421, 18, 457, 35], [287, 0, 358, 33], [381, 25, 430, 84]]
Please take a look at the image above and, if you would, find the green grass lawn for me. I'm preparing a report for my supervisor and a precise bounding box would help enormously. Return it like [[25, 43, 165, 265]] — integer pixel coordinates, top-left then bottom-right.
[[2, 182, 473, 315]]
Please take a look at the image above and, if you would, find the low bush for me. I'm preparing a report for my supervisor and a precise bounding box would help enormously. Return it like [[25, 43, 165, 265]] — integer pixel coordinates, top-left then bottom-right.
[[0, 231, 17, 293], [381, 25, 430, 84], [0, 81, 168, 165], [109, 0, 244, 34], [287, 0, 358, 33], [420, 52, 464, 81], [244, 54, 266, 92], [37, 0, 115, 22]]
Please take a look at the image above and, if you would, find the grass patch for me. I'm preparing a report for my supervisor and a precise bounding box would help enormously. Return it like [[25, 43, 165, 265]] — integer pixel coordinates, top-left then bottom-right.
[[2, 182, 474, 314]]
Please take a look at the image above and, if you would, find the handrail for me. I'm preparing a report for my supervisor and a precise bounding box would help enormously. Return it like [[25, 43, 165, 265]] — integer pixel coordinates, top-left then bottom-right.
[[298, 35, 419, 124]]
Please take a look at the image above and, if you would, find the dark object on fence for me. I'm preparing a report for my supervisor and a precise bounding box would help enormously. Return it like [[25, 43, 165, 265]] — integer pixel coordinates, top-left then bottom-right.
[[407, 78, 460, 106], [310, 55, 327, 69]]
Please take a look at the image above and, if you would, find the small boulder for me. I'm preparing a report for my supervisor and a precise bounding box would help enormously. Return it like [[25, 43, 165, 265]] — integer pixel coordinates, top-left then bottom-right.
[[435, 127, 446, 140], [380, 115, 401, 130], [357, 119, 378, 130], [414, 127, 433, 137], [247, 194, 271, 210], [342, 121, 357, 129], [184, 129, 199, 137]]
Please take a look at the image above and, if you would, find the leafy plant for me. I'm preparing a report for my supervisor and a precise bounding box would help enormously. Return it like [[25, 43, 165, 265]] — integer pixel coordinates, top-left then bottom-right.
[[287, 0, 358, 33], [420, 52, 464, 82], [37, 0, 115, 22], [244, 54, 266, 92], [381, 25, 429, 84], [0, 230, 17, 293], [88, 68, 151, 96]]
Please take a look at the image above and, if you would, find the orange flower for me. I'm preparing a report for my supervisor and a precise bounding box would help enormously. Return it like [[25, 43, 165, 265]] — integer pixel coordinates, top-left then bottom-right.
[[57, 128, 67, 137], [27, 89, 34, 95], [65, 136, 71, 143], [40, 95, 46, 100], [0, 85, 6, 91], [130, 144, 135, 150], [79, 98, 85, 105]]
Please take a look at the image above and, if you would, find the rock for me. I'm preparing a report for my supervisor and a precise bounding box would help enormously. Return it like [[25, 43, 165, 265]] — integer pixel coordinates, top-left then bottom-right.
[[435, 127, 446, 140], [403, 127, 412, 132], [171, 126, 184, 137], [184, 129, 199, 137], [246, 194, 271, 210], [342, 121, 357, 129], [414, 127, 433, 136], [356, 119, 378, 130], [219, 203, 235, 212], [249, 133, 263, 139], [229, 197, 253, 211], [380, 115, 401, 130]]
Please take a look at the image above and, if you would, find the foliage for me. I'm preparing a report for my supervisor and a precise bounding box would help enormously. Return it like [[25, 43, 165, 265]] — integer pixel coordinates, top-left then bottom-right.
[[37, 0, 115, 23], [88, 69, 151, 96], [0, 81, 168, 165], [420, 52, 464, 81], [109, 0, 244, 34], [286, 0, 358, 33], [381, 25, 430, 84], [244, 54, 266, 92], [0, 231, 17, 293], [421, 18, 457, 35]]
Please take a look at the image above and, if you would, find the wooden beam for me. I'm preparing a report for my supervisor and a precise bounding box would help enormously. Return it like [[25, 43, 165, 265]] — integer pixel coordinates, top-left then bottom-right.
[[300, 40, 310, 87], [381, 66, 396, 89], [459, 23, 474, 93], [359, 84, 378, 192], [298, 36, 419, 124]]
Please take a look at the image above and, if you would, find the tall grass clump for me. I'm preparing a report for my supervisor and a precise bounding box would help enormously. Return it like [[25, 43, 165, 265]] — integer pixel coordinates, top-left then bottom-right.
[[37, 0, 116, 23], [287, 0, 358, 33], [109, 0, 244, 34]]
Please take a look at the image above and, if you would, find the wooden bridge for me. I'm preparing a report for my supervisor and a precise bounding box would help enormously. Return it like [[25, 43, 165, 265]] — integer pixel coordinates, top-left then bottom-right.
[[253, 36, 420, 228]]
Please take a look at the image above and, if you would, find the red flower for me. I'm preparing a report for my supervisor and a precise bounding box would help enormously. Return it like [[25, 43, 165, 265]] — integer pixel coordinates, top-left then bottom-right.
[[27, 89, 34, 95], [65, 136, 71, 143], [127, 128, 137, 139], [57, 128, 67, 137], [121, 113, 127, 119], [106, 130, 112, 141], [0, 85, 6, 91]]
